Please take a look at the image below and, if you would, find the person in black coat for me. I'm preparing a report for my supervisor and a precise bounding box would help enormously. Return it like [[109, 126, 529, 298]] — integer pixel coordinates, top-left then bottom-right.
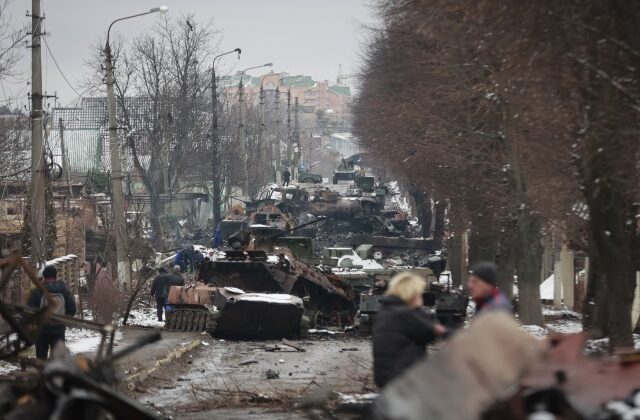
[[372, 272, 447, 388], [150, 267, 169, 321], [28, 265, 77, 359]]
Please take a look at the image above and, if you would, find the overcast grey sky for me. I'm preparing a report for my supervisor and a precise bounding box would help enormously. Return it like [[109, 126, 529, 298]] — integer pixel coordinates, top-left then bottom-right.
[[2, 0, 377, 108]]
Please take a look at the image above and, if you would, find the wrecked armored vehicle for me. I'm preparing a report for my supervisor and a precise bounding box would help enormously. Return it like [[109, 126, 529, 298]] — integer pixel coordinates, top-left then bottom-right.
[[358, 266, 468, 335], [167, 250, 356, 331], [165, 284, 305, 338], [309, 189, 380, 220]]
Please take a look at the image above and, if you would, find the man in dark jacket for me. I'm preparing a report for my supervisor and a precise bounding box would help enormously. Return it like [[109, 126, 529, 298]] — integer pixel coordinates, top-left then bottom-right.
[[150, 267, 169, 321], [467, 261, 512, 315], [282, 169, 291, 187], [28, 265, 77, 359], [372, 272, 447, 388]]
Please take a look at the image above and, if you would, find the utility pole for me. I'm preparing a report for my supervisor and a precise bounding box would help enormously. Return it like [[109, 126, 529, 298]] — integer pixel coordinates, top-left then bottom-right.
[[237, 76, 247, 197], [258, 85, 266, 186], [28, 0, 46, 268], [210, 48, 240, 228], [237, 63, 272, 197], [103, 6, 168, 286], [274, 87, 281, 184], [59, 118, 72, 196], [104, 41, 130, 287], [286, 88, 292, 175], [293, 96, 300, 180]]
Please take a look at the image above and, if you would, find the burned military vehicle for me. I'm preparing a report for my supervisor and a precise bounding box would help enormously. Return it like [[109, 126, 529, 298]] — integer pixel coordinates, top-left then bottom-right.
[[165, 284, 305, 338], [309, 189, 381, 220], [357, 261, 467, 335], [164, 249, 356, 333]]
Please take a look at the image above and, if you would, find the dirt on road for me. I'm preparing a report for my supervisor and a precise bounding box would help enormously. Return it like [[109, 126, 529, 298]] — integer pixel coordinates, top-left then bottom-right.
[[129, 333, 374, 419]]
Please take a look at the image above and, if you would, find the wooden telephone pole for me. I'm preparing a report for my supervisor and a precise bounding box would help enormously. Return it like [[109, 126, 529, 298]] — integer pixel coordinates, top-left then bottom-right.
[[28, 0, 46, 268]]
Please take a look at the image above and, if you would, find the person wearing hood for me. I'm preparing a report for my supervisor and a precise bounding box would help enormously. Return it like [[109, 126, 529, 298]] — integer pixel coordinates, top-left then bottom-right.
[[372, 272, 447, 388], [28, 265, 77, 359], [467, 261, 512, 315]]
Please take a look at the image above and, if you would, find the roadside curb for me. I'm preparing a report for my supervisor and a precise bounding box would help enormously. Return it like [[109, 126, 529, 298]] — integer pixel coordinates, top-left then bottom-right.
[[124, 339, 202, 388]]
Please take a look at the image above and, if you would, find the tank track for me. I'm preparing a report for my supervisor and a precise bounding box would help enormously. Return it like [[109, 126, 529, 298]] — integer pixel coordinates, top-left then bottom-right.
[[165, 308, 221, 334]]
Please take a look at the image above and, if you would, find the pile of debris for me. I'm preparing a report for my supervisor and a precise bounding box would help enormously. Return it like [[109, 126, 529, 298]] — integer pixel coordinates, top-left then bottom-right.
[[0, 255, 161, 419]]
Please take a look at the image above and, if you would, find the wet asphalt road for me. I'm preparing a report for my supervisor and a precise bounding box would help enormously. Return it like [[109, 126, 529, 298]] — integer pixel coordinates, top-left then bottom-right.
[[131, 333, 374, 419]]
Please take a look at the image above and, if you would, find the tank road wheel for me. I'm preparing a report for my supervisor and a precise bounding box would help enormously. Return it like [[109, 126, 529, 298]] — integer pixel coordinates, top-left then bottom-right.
[[165, 312, 174, 331], [196, 311, 206, 331], [176, 310, 186, 331], [185, 311, 194, 331], [205, 310, 221, 336], [168, 311, 178, 330]]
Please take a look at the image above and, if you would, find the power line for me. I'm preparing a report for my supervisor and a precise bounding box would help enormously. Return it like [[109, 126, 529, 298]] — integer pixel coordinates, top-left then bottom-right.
[[42, 35, 83, 100]]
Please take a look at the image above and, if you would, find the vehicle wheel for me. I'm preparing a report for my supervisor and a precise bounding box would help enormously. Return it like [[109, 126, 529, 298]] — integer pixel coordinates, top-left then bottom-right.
[[165, 312, 175, 330], [299, 314, 311, 335], [302, 177, 314, 184], [358, 314, 371, 336], [177, 311, 186, 331], [205, 310, 221, 335]]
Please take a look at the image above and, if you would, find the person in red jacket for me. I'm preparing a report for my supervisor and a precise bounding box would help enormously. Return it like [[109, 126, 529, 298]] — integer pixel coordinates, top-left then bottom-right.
[[467, 261, 513, 315]]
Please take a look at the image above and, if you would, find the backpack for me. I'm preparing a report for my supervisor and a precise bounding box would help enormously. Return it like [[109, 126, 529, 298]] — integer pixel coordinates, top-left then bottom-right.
[[40, 292, 66, 317]]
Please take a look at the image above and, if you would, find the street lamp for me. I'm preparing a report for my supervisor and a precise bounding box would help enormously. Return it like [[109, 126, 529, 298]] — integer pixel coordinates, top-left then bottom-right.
[[237, 63, 273, 197], [210, 47, 241, 229], [104, 6, 168, 287]]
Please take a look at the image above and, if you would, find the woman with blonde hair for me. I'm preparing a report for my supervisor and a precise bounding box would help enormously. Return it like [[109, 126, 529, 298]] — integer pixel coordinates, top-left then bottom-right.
[[372, 271, 447, 388]]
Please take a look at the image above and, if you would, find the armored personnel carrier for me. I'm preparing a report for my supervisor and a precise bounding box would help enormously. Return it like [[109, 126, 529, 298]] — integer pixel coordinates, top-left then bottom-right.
[[357, 266, 468, 335], [165, 284, 305, 338]]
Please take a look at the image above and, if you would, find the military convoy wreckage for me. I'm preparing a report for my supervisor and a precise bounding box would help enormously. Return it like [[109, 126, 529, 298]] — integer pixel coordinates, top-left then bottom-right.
[[163, 166, 468, 338]]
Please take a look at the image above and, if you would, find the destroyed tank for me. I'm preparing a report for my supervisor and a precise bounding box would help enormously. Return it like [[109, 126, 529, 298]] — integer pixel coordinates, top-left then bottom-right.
[[165, 283, 305, 339], [357, 265, 468, 335], [166, 249, 356, 332], [309, 189, 380, 220]]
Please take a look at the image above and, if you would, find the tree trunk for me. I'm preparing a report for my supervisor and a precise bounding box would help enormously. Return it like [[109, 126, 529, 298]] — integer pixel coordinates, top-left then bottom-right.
[[410, 186, 432, 239], [148, 187, 164, 250], [468, 211, 498, 265], [515, 212, 544, 326], [582, 250, 608, 338], [497, 238, 516, 300], [447, 229, 464, 289], [433, 199, 447, 250], [212, 179, 222, 229]]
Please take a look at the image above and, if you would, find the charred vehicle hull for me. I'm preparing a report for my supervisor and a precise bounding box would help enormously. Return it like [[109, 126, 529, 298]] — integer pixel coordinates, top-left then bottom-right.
[[165, 284, 305, 339]]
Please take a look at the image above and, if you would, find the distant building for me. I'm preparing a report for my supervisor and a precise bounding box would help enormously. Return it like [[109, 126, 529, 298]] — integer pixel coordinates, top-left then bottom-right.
[[329, 132, 360, 158], [220, 71, 352, 116]]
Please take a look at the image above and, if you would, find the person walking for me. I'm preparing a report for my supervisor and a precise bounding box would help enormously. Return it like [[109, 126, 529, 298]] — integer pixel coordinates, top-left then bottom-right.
[[372, 272, 447, 388], [28, 265, 77, 359], [167, 265, 185, 288], [282, 169, 291, 187], [467, 261, 512, 315], [150, 267, 169, 322]]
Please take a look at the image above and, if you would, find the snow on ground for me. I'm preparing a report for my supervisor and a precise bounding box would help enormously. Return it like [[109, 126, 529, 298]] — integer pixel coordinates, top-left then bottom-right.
[[124, 307, 164, 328], [66, 328, 122, 354]]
